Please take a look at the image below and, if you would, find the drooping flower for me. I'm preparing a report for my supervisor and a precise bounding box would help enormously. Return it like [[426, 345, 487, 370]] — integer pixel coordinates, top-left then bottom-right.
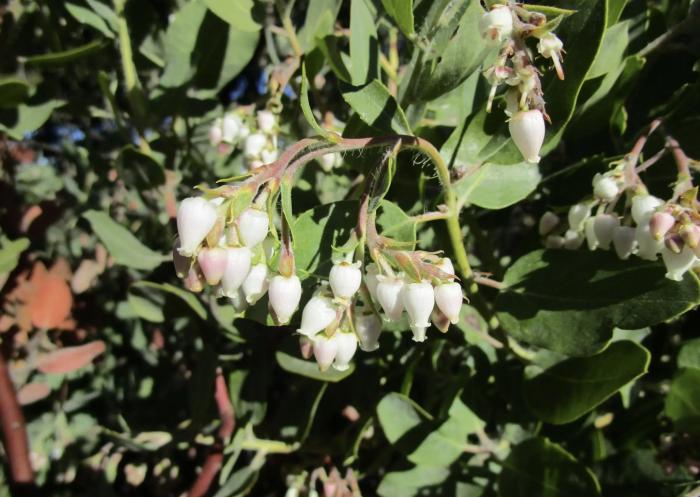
[[268, 274, 302, 324], [434, 282, 463, 325], [242, 263, 269, 304], [238, 208, 269, 248], [509, 110, 545, 163], [329, 261, 362, 300], [332, 332, 358, 371], [402, 280, 435, 342], [220, 247, 252, 297], [375, 275, 405, 321], [297, 295, 337, 337], [176, 197, 218, 257]]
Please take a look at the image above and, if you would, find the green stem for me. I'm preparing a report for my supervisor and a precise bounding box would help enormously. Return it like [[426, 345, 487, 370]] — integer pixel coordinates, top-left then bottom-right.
[[114, 0, 148, 130]]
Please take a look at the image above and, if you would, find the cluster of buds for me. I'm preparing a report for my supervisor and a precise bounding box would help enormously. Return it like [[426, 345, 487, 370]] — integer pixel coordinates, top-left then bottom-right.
[[208, 109, 280, 170], [540, 165, 700, 281], [479, 3, 566, 164], [174, 195, 305, 324]]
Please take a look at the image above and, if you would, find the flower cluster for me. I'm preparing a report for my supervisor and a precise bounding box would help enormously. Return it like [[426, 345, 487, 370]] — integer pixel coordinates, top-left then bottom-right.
[[479, 3, 566, 164], [173, 196, 282, 308], [540, 166, 700, 281], [208, 109, 280, 170]]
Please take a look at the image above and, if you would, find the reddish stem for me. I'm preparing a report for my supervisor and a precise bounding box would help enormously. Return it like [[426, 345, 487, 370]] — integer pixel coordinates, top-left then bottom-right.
[[0, 352, 34, 485], [187, 369, 235, 497]]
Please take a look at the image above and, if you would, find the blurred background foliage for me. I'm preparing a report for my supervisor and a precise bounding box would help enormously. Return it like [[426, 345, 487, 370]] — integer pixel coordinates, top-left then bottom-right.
[[0, 0, 699, 496]]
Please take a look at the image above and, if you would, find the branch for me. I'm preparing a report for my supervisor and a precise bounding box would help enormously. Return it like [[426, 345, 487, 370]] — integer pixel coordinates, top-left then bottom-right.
[[188, 369, 235, 497], [0, 352, 34, 485]]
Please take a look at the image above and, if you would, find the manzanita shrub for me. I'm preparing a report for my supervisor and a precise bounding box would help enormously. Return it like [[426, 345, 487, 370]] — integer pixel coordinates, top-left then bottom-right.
[[1, 0, 700, 496]]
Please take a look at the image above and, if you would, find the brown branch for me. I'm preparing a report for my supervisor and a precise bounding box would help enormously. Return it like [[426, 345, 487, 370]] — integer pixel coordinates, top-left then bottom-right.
[[0, 352, 34, 485], [188, 369, 235, 497]]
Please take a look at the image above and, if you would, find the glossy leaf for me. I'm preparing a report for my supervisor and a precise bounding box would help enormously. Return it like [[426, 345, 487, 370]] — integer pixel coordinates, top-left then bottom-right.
[[377, 466, 450, 497], [524, 341, 650, 424], [377, 392, 431, 444], [496, 250, 700, 356], [665, 368, 700, 433], [678, 338, 700, 369], [380, 0, 414, 36], [83, 210, 166, 271], [350, 0, 379, 85], [132, 281, 207, 320], [275, 351, 354, 382], [0, 99, 65, 140], [498, 438, 601, 497], [65, 3, 115, 38], [204, 0, 261, 32], [341, 79, 411, 134]]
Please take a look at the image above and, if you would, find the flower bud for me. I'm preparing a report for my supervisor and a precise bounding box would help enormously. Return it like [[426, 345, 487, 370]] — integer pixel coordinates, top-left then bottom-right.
[[612, 226, 636, 260], [563, 229, 585, 250], [662, 245, 697, 281], [545, 235, 565, 249], [635, 222, 663, 260], [176, 197, 218, 257], [631, 195, 663, 224], [650, 212, 675, 240], [184, 266, 205, 293], [220, 247, 252, 297], [568, 203, 590, 232], [297, 296, 338, 337], [197, 247, 229, 285], [268, 274, 302, 324], [320, 153, 340, 172], [364, 263, 380, 302], [261, 148, 278, 164], [242, 263, 269, 304], [479, 5, 513, 45], [355, 313, 382, 351], [538, 211, 560, 236], [329, 261, 362, 299], [299, 335, 314, 360], [238, 208, 269, 248], [436, 257, 455, 277], [244, 133, 267, 158], [431, 307, 451, 333], [333, 332, 358, 371], [680, 223, 700, 249], [592, 174, 620, 202], [434, 282, 462, 325], [312, 334, 338, 372], [375, 275, 405, 321], [593, 214, 619, 250], [257, 110, 277, 134], [222, 114, 242, 143], [584, 217, 599, 251], [402, 280, 435, 343], [209, 118, 223, 146], [509, 110, 545, 163]]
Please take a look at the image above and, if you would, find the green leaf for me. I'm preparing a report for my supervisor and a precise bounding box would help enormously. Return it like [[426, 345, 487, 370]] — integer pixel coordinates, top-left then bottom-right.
[[377, 466, 450, 497], [293, 200, 414, 279], [413, 1, 490, 102], [0, 78, 31, 108], [317, 35, 352, 83], [341, 79, 411, 134], [498, 438, 601, 497], [0, 237, 29, 288], [132, 281, 207, 320], [540, 0, 607, 154], [408, 397, 484, 467], [117, 145, 166, 189], [296, 0, 342, 53], [65, 3, 115, 38], [380, 0, 414, 37], [0, 99, 65, 140], [350, 0, 379, 85], [23, 39, 109, 67], [300, 63, 327, 137], [127, 293, 165, 323], [453, 162, 541, 210], [275, 351, 354, 382], [524, 341, 650, 424], [678, 338, 700, 369], [377, 392, 431, 444], [665, 368, 700, 434], [204, 0, 261, 32], [83, 210, 166, 271], [496, 249, 700, 356]]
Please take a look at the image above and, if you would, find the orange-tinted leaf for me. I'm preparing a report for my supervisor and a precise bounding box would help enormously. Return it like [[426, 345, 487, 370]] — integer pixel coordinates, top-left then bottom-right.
[[35, 341, 105, 374], [29, 275, 72, 329], [20, 205, 43, 233], [17, 382, 51, 405]]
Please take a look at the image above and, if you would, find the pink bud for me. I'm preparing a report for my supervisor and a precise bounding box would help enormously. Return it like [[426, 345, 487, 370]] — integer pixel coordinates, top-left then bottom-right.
[[509, 110, 545, 163], [197, 247, 228, 285], [183, 266, 204, 293], [299, 336, 313, 359], [312, 334, 338, 371], [650, 212, 675, 240]]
